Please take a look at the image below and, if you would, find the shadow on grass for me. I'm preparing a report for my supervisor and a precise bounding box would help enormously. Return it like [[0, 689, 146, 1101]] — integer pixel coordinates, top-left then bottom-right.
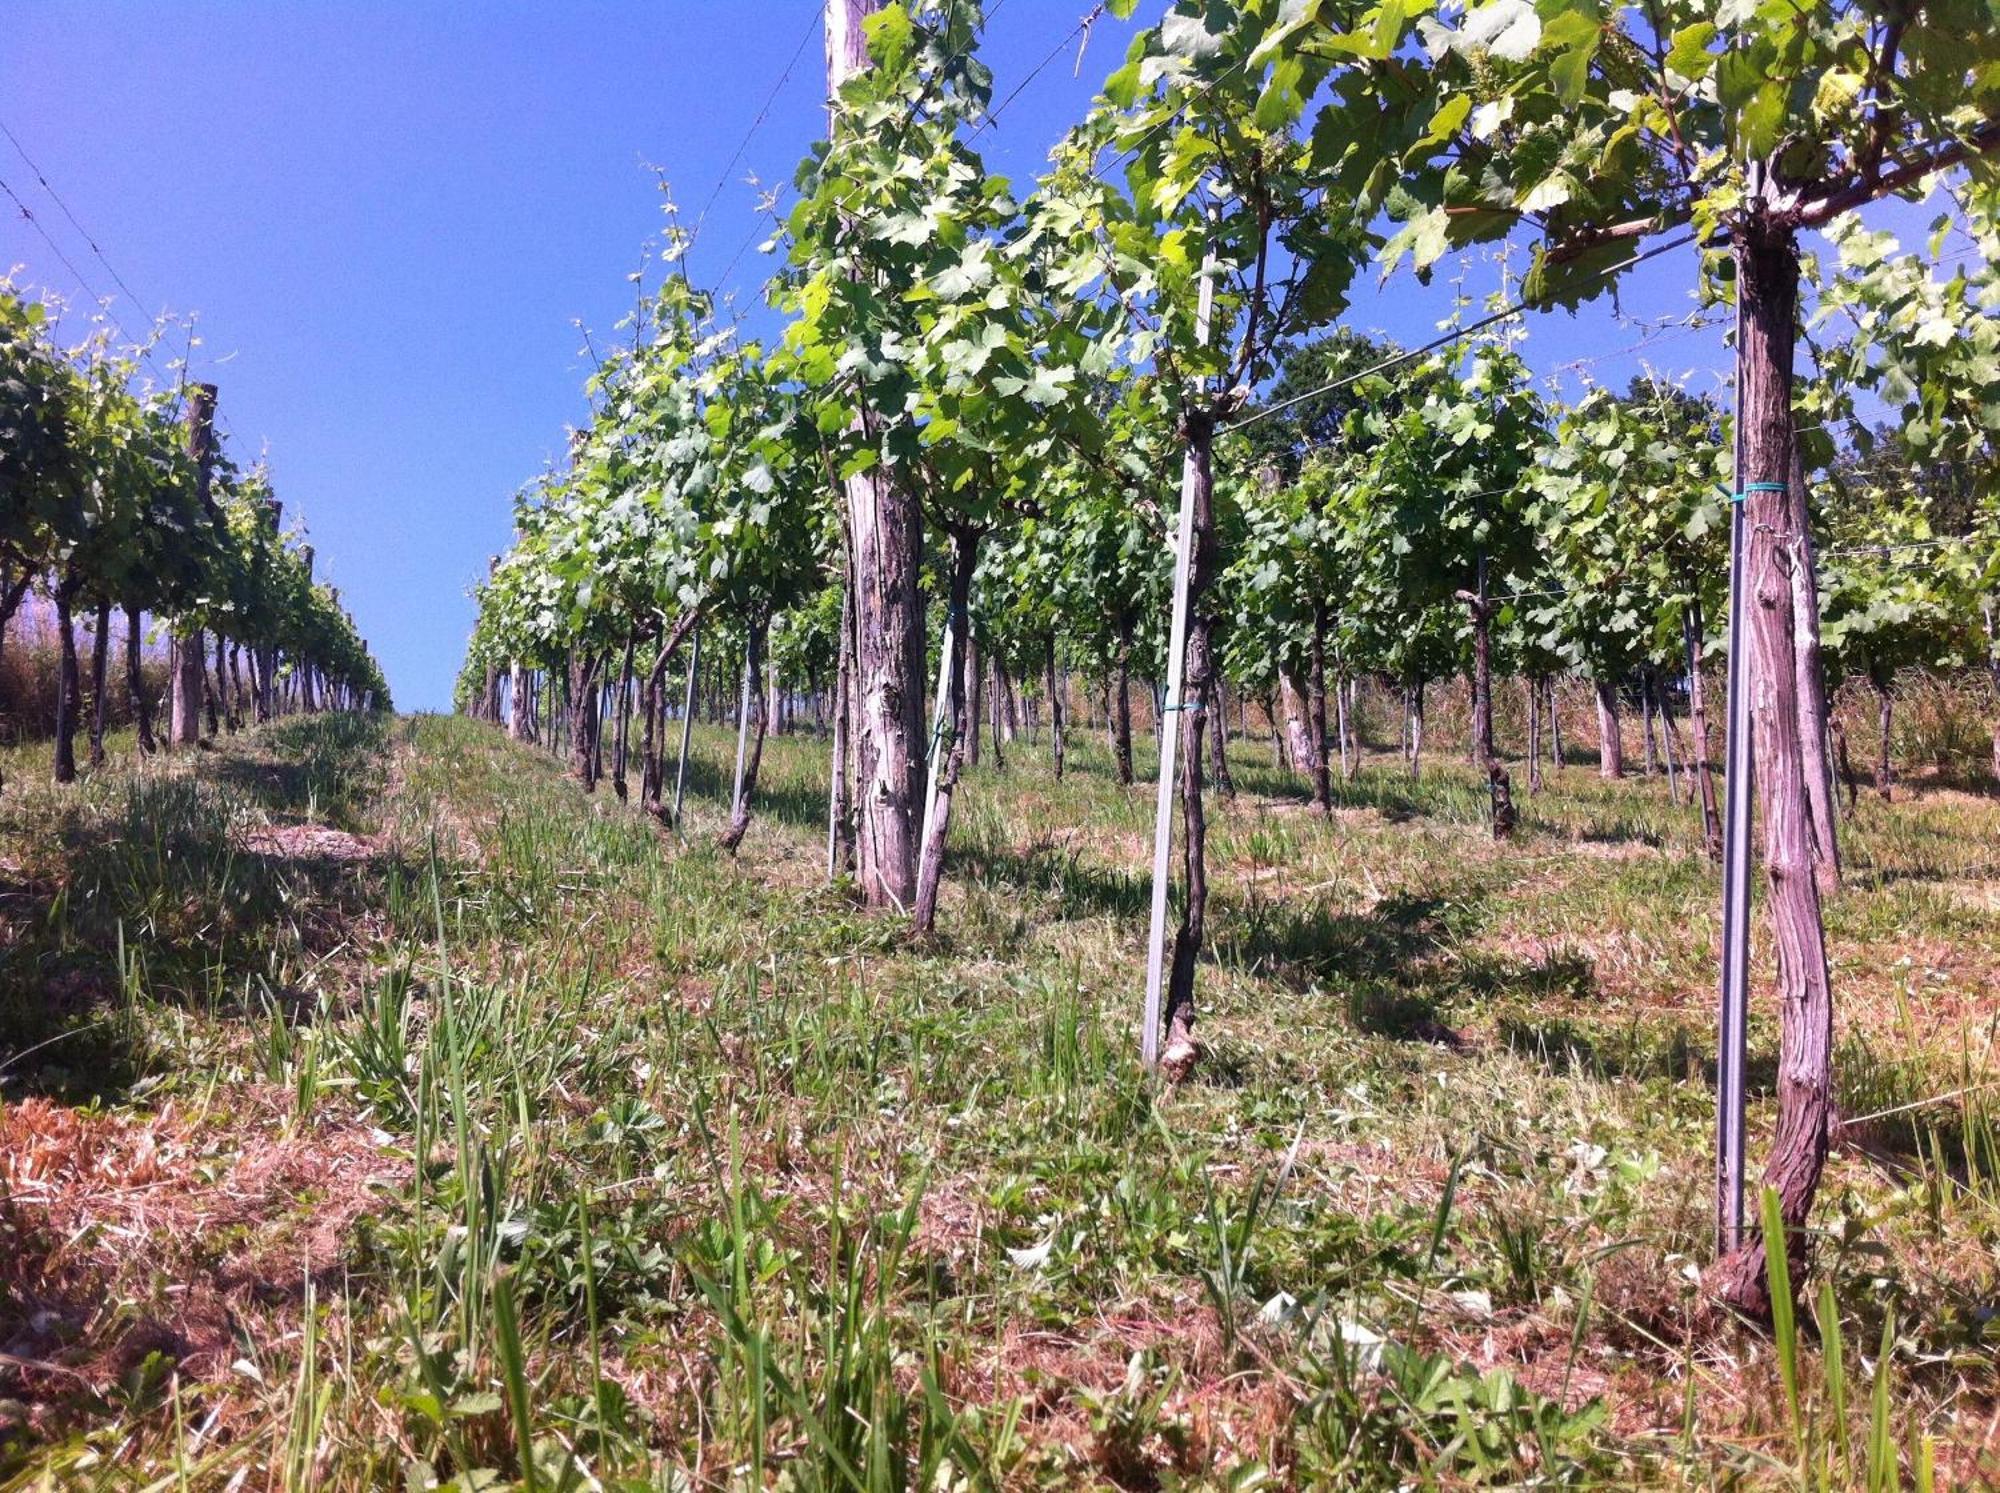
[[207, 713, 389, 831], [1850, 857, 2000, 893], [1220, 890, 1473, 982], [1216, 891, 1483, 1042], [1223, 758, 1443, 824], [1497, 1014, 1788, 1099], [1836, 1035, 2000, 1187], [1218, 887, 1625, 1047], [664, 738, 832, 838], [1575, 818, 1670, 849], [1870, 767, 2000, 803], [954, 832, 1153, 922], [0, 721, 400, 1105]]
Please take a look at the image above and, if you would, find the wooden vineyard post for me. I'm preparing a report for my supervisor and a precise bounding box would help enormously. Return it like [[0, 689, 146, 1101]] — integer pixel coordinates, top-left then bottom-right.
[[1141, 238, 1216, 1074], [1713, 186, 1837, 1316], [1047, 637, 1066, 779], [258, 499, 282, 722], [827, 0, 924, 911]]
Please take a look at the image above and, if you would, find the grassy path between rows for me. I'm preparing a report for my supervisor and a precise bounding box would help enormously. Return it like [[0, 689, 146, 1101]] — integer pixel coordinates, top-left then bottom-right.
[[1, 711, 1996, 1487]]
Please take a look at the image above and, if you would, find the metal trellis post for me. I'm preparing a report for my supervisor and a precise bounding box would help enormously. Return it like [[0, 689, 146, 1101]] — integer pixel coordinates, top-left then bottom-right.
[[1717, 279, 1755, 1257]]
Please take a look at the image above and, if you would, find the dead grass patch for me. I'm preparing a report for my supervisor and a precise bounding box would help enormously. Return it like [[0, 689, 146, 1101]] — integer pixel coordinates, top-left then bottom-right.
[[239, 823, 380, 862], [0, 1067, 401, 1436]]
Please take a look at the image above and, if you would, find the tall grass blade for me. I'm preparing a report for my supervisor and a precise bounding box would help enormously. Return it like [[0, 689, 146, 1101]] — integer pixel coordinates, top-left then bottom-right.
[[492, 1270, 540, 1493], [1759, 1185, 1802, 1466]]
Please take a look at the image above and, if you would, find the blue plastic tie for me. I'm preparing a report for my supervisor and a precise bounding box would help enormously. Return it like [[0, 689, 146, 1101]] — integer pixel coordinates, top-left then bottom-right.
[[1731, 480, 1789, 505]]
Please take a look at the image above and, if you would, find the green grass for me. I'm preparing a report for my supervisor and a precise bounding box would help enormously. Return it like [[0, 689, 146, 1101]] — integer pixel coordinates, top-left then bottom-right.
[[1, 703, 1996, 1488]]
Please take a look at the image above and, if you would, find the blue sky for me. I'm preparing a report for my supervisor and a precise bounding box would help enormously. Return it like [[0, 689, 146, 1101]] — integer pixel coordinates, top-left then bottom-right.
[[1, 3, 1948, 710]]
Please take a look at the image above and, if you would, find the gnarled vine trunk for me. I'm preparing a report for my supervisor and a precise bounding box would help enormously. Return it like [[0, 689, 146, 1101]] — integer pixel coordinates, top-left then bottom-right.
[[1711, 212, 1836, 1321], [168, 380, 215, 751], [1306, 611, 1332, 816], [720, 618, 769, 854], [170, 632, 205, 747], [1789, 451, 1841, 893], [1872, 674, 1894, 802], [1279, 667, 1313, 783], [1985, 602, 2000, 784], [1406, 682, 1425, 780], [1111, 620, 1135, 786], [1656, 671, 1683, 804], [213, 634, 232, 733], [1464, 556, 1515, 837], [640, 641, 667, 817], [913, 529, 977, 933], [1594, 680, 1624, 780], [126, 605, 155, 755], [89, 597, 111, 769], [1684, 602, 1723, 860], [1208, 672, 1234, 800], [567, 652, 601, 788], [229, 644, 247, 730], [1160, 411, 1218, 1077], [612, 633, 636, 801], [1045, 632, 1065, 780], [989, 658, 1007, 771], [52, 574, 81, 783]]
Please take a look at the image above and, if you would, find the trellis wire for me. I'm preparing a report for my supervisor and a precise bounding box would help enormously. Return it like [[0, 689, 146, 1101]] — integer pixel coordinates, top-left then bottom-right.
[[1229, 233, 1701, 437]]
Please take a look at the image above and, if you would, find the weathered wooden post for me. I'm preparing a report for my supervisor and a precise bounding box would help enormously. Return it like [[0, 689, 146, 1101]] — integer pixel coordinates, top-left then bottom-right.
[[828, 0, 923, 912]]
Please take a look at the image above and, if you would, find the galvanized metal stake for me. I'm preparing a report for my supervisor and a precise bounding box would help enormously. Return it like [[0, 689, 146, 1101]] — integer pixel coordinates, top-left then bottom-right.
[[1717, 281, 1754, 1257], [1141, 236, 1217, 1073]]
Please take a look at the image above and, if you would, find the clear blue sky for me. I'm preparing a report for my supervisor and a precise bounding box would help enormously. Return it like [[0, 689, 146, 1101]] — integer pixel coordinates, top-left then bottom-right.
[[2, 3, 1943, 710]]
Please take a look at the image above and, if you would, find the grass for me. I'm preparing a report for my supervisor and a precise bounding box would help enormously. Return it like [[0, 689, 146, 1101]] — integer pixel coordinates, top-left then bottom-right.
[[0, 698, 1996, 1488]]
